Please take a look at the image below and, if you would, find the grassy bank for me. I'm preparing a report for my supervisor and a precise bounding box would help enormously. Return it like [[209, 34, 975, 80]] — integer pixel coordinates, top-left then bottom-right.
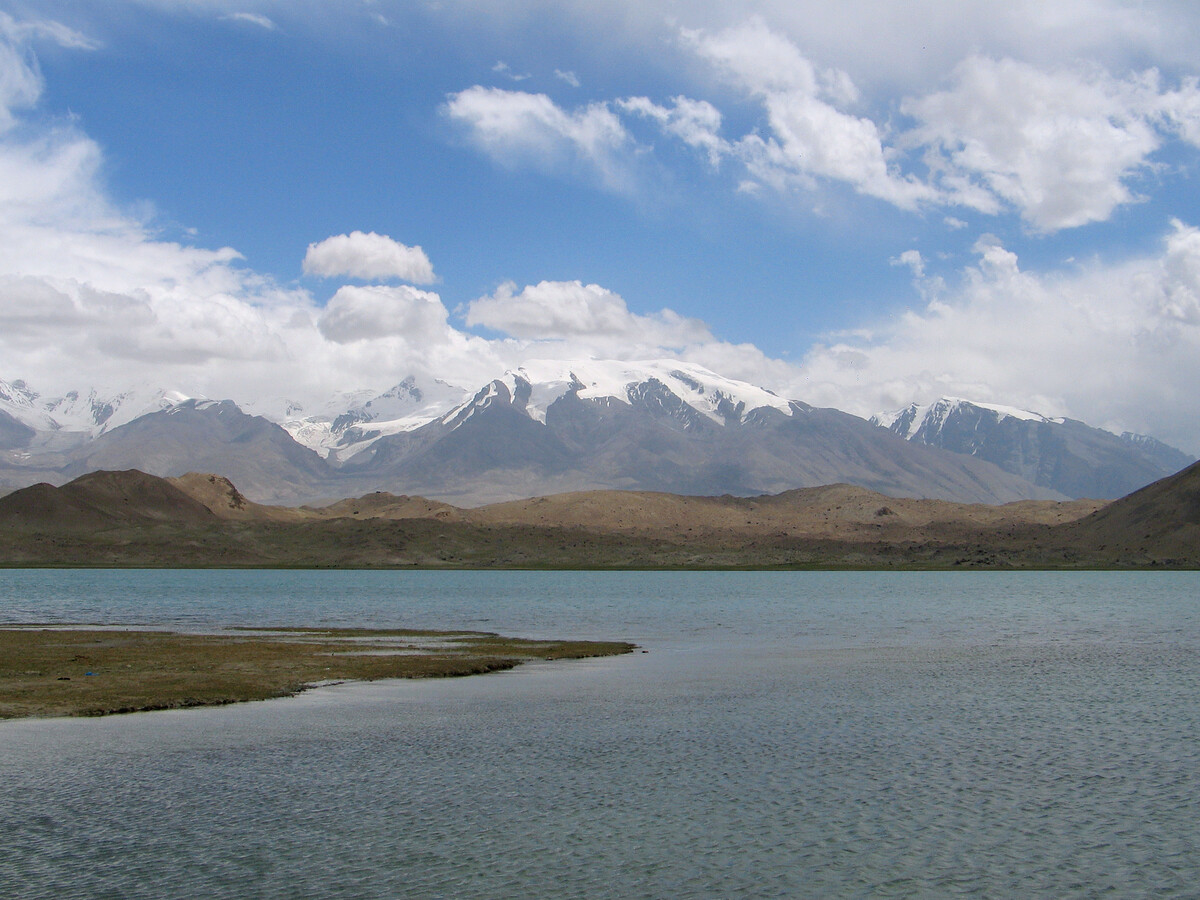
[[0, 626, 636, 719]]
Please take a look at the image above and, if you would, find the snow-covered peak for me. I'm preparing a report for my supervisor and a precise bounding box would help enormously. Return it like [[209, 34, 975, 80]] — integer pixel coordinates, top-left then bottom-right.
[[0, 378, 192, 436], [0, 379, 38, 409], [278, 376, 470, 460], [507, 358, 795, 425], [873, 397, 1055, 440], [352, 376, 467, 425]]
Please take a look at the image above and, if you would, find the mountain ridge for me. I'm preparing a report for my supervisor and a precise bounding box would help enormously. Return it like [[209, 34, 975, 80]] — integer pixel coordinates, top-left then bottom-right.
[[1, 364, 1191, 506], [873, 396, 1194, 499]]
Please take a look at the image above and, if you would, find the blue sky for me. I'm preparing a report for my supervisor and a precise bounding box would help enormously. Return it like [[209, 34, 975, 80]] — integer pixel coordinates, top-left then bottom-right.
[[5, 1, 1200, 452]]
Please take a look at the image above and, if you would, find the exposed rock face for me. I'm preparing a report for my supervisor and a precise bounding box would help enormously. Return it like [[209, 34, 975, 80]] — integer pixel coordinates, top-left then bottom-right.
[[874, 398, 1195, 499], [56, 400, 336, 504]]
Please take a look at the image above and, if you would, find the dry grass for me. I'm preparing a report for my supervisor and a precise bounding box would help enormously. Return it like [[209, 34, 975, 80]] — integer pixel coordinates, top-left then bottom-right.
[[0, 626, 635, 719]]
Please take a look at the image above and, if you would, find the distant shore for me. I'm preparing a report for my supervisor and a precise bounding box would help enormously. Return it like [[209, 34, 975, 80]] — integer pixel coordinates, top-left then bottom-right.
[[0, 626, 636, 719]]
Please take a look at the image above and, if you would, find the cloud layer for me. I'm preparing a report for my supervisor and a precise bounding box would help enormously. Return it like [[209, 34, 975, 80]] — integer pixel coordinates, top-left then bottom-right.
[[794, 222, 1200, 453], [445, 18, 1200, 232]]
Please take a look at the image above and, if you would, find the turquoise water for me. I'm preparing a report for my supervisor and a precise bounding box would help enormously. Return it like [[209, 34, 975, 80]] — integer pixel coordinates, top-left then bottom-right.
[[2, 570, 1199, 898]]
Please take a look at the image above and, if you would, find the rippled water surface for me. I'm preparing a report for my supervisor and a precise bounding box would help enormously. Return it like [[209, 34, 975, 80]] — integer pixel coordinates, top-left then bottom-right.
[[2, 570, 1199, 898]]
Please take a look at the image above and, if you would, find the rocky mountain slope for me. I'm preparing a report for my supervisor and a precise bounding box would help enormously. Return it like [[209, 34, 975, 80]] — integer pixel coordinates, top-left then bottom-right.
[[339, 374, 1062, 505], [873, 397, 1194, 498]]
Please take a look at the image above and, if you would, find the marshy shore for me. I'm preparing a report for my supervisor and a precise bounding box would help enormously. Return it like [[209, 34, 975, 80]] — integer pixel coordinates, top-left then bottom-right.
[[0, 626, 636, 719]]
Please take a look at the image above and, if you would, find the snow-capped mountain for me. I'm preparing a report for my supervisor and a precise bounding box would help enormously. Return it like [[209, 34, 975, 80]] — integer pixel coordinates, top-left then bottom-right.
[[277, 376, 470, 461], [273, 360, 798, 462], [2, 367, 1191, 505], [872, 397, 1195, 499], [330, 363, 1066, 506], [434, 359, 794, 431], [873, 397, 1060, 444], [0, 379, 193, 449]]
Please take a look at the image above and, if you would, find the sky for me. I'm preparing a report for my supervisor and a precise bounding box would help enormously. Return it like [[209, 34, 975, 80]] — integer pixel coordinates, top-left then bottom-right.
[[3, 1, 1200, 453]]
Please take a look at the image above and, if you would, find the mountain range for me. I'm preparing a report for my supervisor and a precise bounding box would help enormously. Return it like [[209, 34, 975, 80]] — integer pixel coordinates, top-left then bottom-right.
[[0, 360, 1192, 506]]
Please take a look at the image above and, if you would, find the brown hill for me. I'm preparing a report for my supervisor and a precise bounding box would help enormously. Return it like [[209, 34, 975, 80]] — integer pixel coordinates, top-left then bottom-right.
[[0, 469, 217, 529], [463, 483, 1103, 542], [168, 473, 315, 523], [313, 492, 460, 521], [1063, 459, 1200, 560], [15, 467, 1200, 568], [0, 469, 1106, 545]]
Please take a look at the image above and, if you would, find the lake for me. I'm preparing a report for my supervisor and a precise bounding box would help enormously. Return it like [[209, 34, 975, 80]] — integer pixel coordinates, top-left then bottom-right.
[[2, 570, 1199, 898]]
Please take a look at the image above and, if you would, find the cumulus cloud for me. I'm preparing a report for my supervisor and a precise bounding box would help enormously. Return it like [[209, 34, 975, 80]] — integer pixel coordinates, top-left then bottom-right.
[[0, 17, 486, 405], [466, 280, 713, 349], [793, 221, 1200, 453], [303, 231, 436, 284], [443, 86, 635, 191], [904, 57, 1180, 231], [318, 284, 450, 344], [674, 20, 1200, 227], [461, 278, 805, 396], [441, 15, 1200, 233], [682, 18, 935, 208]]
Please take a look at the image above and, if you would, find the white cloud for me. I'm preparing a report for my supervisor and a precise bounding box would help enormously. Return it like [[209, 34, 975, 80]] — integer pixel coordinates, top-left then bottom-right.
[[0, 12, 99, 133], [904, 57, 1175, 231], [302, 231, 436, 284], [0, 12, 99, 51], [466, 280, 712, 350], [618, 95, 728, 167], [794, 221, 1200, 454], [317, 284, 450, 344], [0, 18, 477, 404], [462, 278, 803, 395], [674, 20, 1200, 227], [891, 250, 925, 279], [220, 12, 278, 31], [429, 0, 1191, 91], [554, 69, 580, 88], [0, 40, 46, 133], [439, 15, 1200, 232], [492, 61, 530, 82], [443, 86, 635, 191], [683, 18, 936, 208]]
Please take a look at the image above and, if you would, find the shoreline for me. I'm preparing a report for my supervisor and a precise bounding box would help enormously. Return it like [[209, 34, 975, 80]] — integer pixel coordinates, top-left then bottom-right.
[[0, 626, 636, 720]]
